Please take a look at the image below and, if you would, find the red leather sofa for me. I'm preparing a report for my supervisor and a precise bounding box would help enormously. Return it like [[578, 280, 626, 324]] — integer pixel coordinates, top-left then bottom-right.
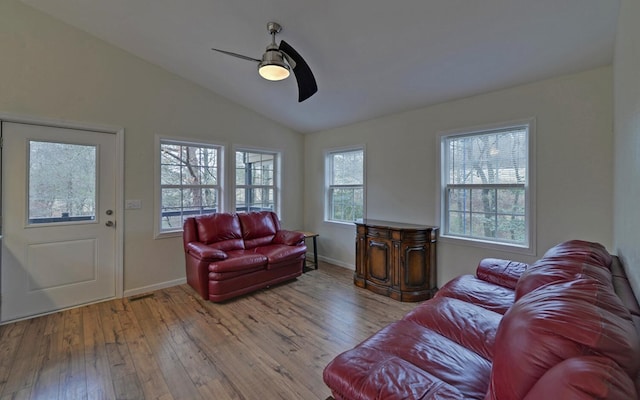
[[183, 211, 306, 302], [323, 240, 640, 399]]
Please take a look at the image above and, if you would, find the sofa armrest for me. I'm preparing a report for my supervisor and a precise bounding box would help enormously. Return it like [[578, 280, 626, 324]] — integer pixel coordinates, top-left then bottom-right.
[[476, 258, 528, 289], [273, 230, 305, 246], [185, 242, 228, 261]]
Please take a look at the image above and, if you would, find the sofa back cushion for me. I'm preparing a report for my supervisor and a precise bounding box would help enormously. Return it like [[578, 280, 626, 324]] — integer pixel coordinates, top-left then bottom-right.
[[239, 211, 280, 249], [488, 279, 640, 399], [515, 240, 612, 301], [488, 241, 640, 399], [194, 213, 244, 251], [519, 356, 637, 399]]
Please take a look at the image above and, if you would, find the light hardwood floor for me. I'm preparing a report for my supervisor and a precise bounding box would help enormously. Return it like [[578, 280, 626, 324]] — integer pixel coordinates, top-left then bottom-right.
[[0, 263, 417, 400]]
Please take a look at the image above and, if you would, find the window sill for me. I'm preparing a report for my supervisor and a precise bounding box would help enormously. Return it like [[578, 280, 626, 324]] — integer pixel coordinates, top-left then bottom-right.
[[324, 219, 358, 229], [154, 230, 183, 240], [440, 234, 536, 257]]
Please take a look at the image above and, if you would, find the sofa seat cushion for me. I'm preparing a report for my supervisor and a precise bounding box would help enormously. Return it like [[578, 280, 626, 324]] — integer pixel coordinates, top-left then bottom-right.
[[324, 347, 467, 400], [324, 320, 492, 400], [402, 296, 502, 361], [254, 244, 307, 267], [208, 251, 267, 275], [435, 275, 516, 315]]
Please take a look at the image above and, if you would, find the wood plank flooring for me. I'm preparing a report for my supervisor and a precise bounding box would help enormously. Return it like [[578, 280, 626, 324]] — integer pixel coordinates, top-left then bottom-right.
[[0, 263, 417, 400]]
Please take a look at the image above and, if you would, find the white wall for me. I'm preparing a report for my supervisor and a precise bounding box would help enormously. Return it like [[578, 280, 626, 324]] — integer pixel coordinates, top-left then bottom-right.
[[1, 0, 625, 298], [0, 0, 305, 294], [305, 67, 613, 285], [613, 0, 640, 302]]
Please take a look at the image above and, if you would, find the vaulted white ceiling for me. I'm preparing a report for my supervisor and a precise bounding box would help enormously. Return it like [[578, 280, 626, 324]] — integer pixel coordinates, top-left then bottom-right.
[[21, 0, 620, 133]]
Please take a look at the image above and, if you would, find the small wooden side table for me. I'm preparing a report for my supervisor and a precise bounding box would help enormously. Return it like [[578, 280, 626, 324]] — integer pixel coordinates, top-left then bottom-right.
[[299, 231, 319, 271]]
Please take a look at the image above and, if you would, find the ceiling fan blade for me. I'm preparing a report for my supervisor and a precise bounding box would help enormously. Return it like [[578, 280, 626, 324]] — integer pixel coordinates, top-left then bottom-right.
[[279, 40, 318, 102], [212, 48, 261, 63]]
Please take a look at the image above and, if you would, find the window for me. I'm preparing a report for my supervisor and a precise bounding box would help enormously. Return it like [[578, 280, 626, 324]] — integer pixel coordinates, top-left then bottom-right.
[[234, 149, 279, 213], [158, 139, 222, 234], [326, 148, 364, 223], [28, 141, 96, 224], [441, 121, 534, 249]]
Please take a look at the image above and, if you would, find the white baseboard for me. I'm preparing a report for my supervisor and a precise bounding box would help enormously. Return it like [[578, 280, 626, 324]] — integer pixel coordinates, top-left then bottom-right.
[[318, 255, 354, 270], [123, 256, 353, 298], [124, 277, 187, 298]]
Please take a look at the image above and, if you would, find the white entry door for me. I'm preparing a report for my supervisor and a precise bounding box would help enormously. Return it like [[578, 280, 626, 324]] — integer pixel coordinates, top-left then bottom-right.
[[1, 122, 117, 322]]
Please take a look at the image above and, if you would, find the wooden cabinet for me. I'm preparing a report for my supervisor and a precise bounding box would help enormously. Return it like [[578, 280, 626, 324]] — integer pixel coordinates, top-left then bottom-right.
[[354, 219, 438, 302]]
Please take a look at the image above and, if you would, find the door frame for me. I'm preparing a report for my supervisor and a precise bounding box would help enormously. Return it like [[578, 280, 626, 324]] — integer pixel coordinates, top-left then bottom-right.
[[0, 112, 125, 302]]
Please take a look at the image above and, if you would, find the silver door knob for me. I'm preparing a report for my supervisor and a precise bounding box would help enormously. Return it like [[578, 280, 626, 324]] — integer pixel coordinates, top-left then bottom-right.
[[105, 221, 114, 227]]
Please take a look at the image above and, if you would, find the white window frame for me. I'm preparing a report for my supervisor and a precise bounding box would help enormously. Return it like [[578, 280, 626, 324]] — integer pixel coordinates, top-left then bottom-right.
[[232, 146, 281, 216], [325, 146, 366, 224], [438, 119, 536, 255], [154, 136, 224, 238]]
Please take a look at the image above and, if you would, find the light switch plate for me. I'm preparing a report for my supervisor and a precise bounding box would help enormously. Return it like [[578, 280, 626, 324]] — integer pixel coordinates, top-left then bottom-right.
[[125, 199, 142, 209]]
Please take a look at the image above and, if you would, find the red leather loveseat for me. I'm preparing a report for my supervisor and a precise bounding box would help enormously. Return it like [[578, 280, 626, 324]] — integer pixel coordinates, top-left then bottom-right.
[[323, 240, 640, 399], [183, 211, 306, 302]]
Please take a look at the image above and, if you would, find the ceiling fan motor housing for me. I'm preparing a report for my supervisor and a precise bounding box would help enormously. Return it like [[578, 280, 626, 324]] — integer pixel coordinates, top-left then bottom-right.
[[258, 43, 290, 81]]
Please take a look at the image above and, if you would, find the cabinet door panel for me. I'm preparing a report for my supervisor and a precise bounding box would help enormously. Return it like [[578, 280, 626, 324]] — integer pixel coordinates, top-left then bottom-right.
[[367, 239, 391, 283], [402, 245, 427, 289]]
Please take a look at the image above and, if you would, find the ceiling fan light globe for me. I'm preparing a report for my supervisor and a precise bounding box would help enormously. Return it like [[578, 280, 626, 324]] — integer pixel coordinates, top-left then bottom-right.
[[258, 63, 290, 81]]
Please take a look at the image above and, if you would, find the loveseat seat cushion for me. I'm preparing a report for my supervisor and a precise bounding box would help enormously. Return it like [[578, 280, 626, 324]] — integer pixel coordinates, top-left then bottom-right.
[[208, 252, 267, 274], [195, 213, 244, 250], [254, 244, 307, 269], [239, 211, 279, 249]]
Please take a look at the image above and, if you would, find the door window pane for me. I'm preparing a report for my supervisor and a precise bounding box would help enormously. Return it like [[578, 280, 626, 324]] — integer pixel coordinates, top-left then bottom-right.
[[28, 141, 96, 224]]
